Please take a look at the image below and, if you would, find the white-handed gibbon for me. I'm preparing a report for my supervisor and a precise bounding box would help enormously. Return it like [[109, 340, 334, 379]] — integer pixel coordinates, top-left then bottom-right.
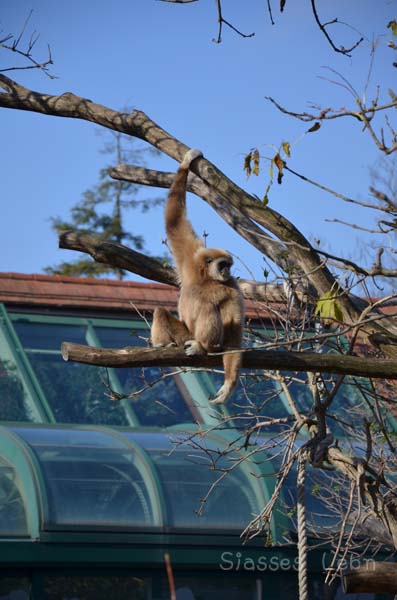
[[151, 149, 244, 405]]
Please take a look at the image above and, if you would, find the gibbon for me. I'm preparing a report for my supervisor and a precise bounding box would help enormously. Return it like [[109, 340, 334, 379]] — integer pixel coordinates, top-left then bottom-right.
[[151, 149, 244, 405]]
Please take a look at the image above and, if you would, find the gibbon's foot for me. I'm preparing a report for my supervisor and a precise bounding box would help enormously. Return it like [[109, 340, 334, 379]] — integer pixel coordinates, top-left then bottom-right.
[[180, 148, 203, 170], [152, 341, 177, 348], [184, 339, 205, 356], [209, 382, 233, 405]]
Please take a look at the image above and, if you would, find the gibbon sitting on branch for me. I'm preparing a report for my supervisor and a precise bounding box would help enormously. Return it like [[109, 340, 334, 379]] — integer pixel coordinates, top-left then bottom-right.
[[151, 149, 244, 405]]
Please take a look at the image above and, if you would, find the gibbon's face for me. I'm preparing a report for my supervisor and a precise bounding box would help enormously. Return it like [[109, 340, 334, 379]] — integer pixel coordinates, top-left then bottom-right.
[[195, 248, 234, 282]]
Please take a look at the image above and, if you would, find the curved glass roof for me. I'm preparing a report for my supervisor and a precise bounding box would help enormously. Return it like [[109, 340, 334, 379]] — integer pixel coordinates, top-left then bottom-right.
[[0, 424, 274, 540]]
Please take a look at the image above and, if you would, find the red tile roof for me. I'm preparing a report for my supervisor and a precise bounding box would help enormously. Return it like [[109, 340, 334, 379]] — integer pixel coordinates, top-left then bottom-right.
[[1, 273, 394, 324], [0, 272, 272, 318], [0, 272, 179, 313]]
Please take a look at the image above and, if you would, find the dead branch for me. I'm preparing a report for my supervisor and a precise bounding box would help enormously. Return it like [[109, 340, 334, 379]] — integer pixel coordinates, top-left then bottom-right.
[[212, 0, 255, 43], [58, 229, 288, 302], [59, 230, 178, 286], [0, 11, 55, 78], [111, 164, 299, 272], [266, 94, 397, 155], [61, 342, 397, 379], [0, 75, 339, 300], [285, 164, 397, 214], [266, 95, 397, 124], [310, 0, 363, 56], [342, 562, 397, 594]]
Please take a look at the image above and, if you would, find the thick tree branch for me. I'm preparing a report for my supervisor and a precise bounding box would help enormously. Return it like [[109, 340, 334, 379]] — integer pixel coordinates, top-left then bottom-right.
[[342, 563, 397, 594], [59, 230, 178, 286], [111, 164, 298, 272], [58, 229, 283, 302], [0, 74, 190, 159], [61, 342, 397, 379]]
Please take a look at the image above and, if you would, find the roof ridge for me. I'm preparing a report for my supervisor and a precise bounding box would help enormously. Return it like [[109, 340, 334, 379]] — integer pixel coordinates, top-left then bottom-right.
[[0, 272, 175, 290]]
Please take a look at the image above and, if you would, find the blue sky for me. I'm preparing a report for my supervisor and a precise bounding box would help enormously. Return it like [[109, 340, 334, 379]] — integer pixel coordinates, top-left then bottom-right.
[[1, 1, 395, 282]]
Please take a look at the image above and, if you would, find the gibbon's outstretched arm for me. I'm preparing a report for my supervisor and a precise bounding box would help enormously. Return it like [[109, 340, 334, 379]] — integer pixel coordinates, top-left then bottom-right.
[[165, 149, 203, 278]]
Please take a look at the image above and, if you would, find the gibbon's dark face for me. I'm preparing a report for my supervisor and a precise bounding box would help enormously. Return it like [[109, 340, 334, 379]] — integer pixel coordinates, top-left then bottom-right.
[[195, 248, 234, 282]]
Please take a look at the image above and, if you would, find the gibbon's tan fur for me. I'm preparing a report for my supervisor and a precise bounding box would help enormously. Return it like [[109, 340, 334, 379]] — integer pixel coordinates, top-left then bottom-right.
[[151, 149, 244, 404]]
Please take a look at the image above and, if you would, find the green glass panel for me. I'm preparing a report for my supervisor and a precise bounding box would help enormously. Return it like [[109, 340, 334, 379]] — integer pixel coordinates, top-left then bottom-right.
[[128, 432, 263, 532], [208, 370, 290, 429], [0, 456, 28, 536], [94, 326, 146, 349], [95, 326, 195, 427], [27, 354, 128, 426], [12, 427, 155, 530], [13, 322, 87, 351], [0, 359, 31, 422], [118, 367, 194, 427]]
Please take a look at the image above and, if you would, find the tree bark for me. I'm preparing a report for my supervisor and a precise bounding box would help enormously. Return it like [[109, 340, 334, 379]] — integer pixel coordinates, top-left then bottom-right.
[[61, 342, 397, 379], [111, 164, 296, 272], [342, 563, 397, 594], [59, 230, 292, 302], [59, 230, 178, 286]]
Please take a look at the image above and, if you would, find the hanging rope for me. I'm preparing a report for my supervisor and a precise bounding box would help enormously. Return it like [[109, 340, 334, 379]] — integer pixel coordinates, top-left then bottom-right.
[[297, 451, 309, 600]]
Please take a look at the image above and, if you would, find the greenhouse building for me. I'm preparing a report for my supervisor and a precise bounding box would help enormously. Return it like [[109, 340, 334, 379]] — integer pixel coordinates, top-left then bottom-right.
[[0, 273, 391, 599]]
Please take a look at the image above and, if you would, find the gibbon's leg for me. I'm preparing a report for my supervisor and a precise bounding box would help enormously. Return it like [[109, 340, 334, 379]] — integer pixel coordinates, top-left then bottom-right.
[[184, 306, 223, 357], [151, 308, 191, 347], [210, 351, 242, 405], [210, 322, 243, 405]]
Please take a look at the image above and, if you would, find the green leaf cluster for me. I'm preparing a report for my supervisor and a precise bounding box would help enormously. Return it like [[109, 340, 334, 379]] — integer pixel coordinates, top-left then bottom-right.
[[314, 288, 343, 322]]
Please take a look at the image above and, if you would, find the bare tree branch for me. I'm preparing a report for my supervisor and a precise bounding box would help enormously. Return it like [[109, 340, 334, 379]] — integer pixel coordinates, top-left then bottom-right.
[[342, 563, 397, 594], [212, 0, 255, 43], [285, 164, 397, 214], [266, 96, 397, 123], [58, 230, 178, 286], [310, 0, 363, 56], [266, 94, 397, 155], [58, 229, 285, 302], [0, 11, 55, 78], [110, 164, 298, 272], [61, 342, 397, 379]]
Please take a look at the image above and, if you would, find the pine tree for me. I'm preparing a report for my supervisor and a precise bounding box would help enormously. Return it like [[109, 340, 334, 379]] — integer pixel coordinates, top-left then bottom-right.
[[45, 128, 163, 280]]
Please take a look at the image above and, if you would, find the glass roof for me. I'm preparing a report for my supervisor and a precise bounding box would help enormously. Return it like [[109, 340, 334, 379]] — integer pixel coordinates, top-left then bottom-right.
[[1, 304, 394, 547], [0, 309, 311, 431], [2, 307, 388, 437], [0, 424, 272, 540]]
